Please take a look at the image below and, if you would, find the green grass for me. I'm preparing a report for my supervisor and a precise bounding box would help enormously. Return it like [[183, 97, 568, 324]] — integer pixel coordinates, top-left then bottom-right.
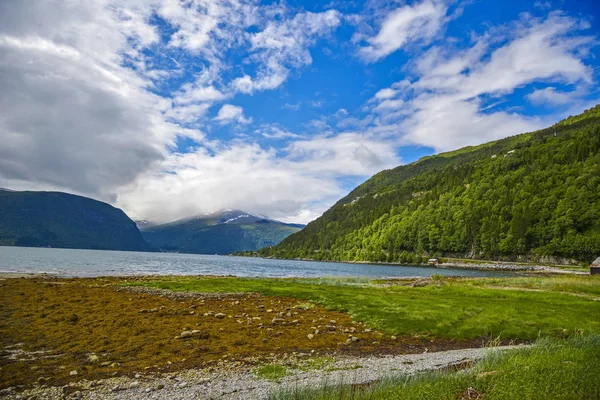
[[471, 275, 600, 297], [127, 275, 600, 340], [255, 364, 290, 381], [269, 334, 600, 400]]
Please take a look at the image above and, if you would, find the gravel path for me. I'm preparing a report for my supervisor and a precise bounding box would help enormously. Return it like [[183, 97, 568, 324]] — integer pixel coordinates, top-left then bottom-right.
[[6, 345, 526, 400]]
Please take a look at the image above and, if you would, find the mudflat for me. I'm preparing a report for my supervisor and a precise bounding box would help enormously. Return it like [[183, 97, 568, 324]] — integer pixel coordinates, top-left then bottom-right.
[[0, 276, 474, 391]]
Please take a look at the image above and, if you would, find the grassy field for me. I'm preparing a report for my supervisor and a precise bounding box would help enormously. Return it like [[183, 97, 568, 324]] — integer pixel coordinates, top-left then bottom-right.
[[135, 274, 600, 340], [2, 274, 599, 394], [270, 334, 600, 400]]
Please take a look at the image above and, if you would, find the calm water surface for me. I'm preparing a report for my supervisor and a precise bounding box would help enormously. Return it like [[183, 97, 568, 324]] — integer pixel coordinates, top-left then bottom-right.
[[0, 246, 512, 278]]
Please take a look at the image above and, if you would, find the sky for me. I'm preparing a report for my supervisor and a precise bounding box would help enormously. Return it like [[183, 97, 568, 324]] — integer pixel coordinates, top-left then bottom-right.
[[0, 0, 599, 225]]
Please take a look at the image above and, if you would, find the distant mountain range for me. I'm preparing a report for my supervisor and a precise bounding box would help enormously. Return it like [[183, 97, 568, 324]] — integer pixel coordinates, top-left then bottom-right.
[[0, 190, 303, 254], [0, 190, 152, 251], [139, 209, 304, 255]]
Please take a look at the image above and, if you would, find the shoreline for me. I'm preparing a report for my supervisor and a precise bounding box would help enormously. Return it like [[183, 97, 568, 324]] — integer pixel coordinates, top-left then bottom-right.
[[239, 255, 588, 275]]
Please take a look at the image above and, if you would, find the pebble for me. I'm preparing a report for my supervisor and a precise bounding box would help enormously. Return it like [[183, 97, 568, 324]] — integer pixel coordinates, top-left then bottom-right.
[[215, 313, 226, 319], [69, 370, 78, 376], [87, 354, 100, 364], [178, 331, 193, 339]]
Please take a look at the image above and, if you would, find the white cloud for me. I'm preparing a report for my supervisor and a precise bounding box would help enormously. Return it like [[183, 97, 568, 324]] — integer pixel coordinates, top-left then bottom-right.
[[0, 0, 346, 223], [232, 10, 341, 94], [175, 85, 227, 104], [284, 133, 399, 176], [0, 1, 176, 199], [116, 143, 345, 224], [214, 104, 252, 124], [359, 0, 448, 61], [373, 88, 398, 100], [258, 126, 302, 140], [116, 131, 399, 224], [527, 87, 581, 105], [367, 12, 596, 151]]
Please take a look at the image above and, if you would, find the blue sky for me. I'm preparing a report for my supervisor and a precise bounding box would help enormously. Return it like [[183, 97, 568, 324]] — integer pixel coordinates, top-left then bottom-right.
[[0, 0, 598, 223]]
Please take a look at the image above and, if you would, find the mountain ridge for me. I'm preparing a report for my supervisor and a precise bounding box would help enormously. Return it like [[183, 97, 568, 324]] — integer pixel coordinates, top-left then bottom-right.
[[0, 190, 153, 252], [256, 105, 600, 264], [140, 209, 304, 254]]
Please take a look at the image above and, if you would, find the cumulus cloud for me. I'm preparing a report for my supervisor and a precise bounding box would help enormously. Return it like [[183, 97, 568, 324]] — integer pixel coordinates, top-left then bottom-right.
[[232, 10, 341, 94], [116, 132, 399, 224], [214, 104, 252, 124], [358, 0, 448, 61], [367, 12, 596, 151], [527, 87, 582, 105], [0, 1, 174, 198]]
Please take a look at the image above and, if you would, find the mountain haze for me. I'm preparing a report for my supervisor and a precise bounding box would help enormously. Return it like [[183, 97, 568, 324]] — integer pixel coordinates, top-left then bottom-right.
[[257, 105, 600, 264], [140, 210, 303, 255], [0, 191, 152, 251]]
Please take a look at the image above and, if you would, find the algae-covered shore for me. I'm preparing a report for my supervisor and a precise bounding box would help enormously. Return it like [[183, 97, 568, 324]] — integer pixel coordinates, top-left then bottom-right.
[[1, 274, 600, 399]]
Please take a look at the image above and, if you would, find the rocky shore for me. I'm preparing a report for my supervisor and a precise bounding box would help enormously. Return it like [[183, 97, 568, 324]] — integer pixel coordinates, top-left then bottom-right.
[[1, 276, 489, 399], [1, 345, 525, 399]]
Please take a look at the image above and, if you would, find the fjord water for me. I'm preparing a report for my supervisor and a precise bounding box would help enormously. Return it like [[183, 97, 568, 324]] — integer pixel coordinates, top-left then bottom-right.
[[0, 246, 510, 278]]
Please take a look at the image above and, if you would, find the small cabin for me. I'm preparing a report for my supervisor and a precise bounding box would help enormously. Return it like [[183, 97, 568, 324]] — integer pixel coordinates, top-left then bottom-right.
[[427, 259, 439, 266]]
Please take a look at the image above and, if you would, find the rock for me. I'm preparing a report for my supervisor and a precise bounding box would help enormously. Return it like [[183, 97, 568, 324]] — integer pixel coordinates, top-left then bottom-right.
[[258, 305, 265, 309], [272, 317, 285, 325], [351, 336, 360, 343], [329, 320, 337, 324], [157, 384, 165, 390], [215, 313, 226, 319], [130, 381, 140, 388], [179, 331, 193, 339], [266, 309, 273, 313], [87, 354, 100, 364], [69, 370, 78, 376], [192, 330, 210, 339], [307, 334, 315, 340], [325, 325, 336, 331], [390, 336, 397, 340], [411, 279, 429, 288]]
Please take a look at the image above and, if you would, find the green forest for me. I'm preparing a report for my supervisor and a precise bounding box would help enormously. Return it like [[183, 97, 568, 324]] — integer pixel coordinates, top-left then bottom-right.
[[255, 105, 600, 264]]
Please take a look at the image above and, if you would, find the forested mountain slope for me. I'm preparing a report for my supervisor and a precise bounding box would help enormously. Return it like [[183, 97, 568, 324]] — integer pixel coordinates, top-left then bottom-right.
[[0, 191, 152, 251], [259, 105, 600, 264], [140, 210, 303, 255]]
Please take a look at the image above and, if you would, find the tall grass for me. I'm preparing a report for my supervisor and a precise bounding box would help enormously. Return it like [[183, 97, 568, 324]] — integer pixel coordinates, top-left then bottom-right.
[[269, 334, 600, 400]]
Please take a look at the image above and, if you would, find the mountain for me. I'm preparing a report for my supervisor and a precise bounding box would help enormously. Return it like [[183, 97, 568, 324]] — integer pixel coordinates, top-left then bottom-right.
[[140, 209, 304, 254], [258, 105, 600, 264], [0, 190, 153, 251]]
